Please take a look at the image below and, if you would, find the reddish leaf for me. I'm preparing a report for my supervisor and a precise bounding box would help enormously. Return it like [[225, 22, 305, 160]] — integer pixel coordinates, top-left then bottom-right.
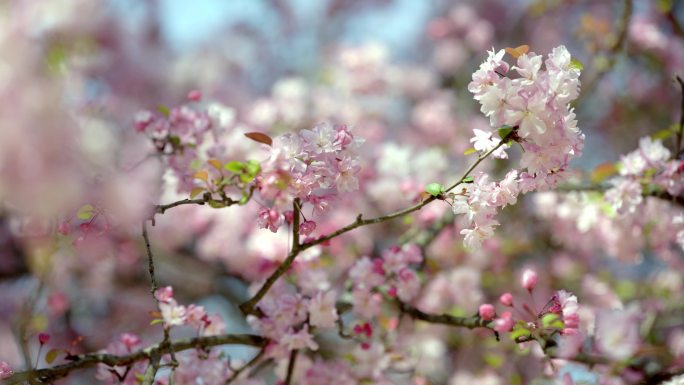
[[244, 132, 273, 146]]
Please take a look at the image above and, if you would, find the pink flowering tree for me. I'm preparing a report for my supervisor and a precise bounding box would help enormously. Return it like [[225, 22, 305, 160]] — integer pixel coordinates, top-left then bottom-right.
[[1, 1, 684, 385]]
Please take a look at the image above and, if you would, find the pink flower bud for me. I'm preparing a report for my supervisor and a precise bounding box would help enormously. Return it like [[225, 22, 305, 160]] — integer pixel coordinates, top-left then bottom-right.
[[522, 269, 538, 291], [0, 361, 13, 380], [299, 220, 316, 236], [38, 333, 50, 345], [499, 292, 514, 307], [493, 311, 514, 332], [187, 90, 202, 102], [57, 221, 70, 235], [479, 304, 496, 321]]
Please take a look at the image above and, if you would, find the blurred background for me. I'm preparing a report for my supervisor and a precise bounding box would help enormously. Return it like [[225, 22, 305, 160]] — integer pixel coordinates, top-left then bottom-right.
[[1, 0, 684, 383]]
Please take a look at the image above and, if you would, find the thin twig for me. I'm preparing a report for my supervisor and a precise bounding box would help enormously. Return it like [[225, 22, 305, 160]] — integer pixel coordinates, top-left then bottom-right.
[[142, 221, 158, 295], [675, 74, 684, 156], [284, 349, 298, 385], [225, 346, 268, 384]]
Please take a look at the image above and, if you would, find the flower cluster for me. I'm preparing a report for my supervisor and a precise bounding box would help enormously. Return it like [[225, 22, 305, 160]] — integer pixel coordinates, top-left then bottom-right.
[[135, 95, 241, 195], [0, 361, 12, 380], [606, 136, 683, 215], [348, 244, 423, 319], [449, 45, 584, 249], [154, 286, 226, 336], [468, 45, 584, 190], [479, 269, 580, 339], [246, 285, 339, 359], [256, 122, 363, 233]]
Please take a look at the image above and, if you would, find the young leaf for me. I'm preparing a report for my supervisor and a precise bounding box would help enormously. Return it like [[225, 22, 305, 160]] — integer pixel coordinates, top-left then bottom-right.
[[505, 44, 530, 58], [45, 348, 61, 364], [207, 159, 223, 170], [462, 176, 474, 183], [425, 183, 445, 197], [224, 161, 245, 173], [245, 160, 261, 176], [498, 125, 515, 139], [157, 104, 170, 117], [193, 170, 209, 182], [590, 163, 618, 183], [244, 132, 273, 146], [463, 148, 477, 155], [208, 200, 226, 209], [150, 318, 164, 326], [189, 187, 204, 199], [570, 58, 584, 71], [76, 204, 95, 220]]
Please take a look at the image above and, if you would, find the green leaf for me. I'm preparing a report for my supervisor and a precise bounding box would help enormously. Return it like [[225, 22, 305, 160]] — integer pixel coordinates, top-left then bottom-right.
[[463, 148, 477, 155], [77, 204, 95, 220], [157, 104, 170, 117], [45, 348, 61, 364], [245, 160, 261, 176], [651, 125, 678, 141], [168, 135, 181, 148], [425, 183, 445, 197], [462, 176, 474, 183], [497, 125, 514, 139], [509, 325, 531, 340], [541, 313, 563, 329], [570, 58, 584, 71], [224, 161, 245, 173], [239, 191, 250, 205], [150, 318, 163, 326], [240, 173, 256, 183]]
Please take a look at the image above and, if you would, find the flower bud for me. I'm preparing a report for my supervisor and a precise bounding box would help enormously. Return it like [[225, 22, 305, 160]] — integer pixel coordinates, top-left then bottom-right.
[[499, 292, 514, 307], [38, 333, 50, 345], [522, 269, 538, 291], [478, 303, 496, 321]]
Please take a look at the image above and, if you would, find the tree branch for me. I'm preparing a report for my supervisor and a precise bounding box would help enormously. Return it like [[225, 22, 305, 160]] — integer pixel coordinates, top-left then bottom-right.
[[675, 74, 684, 156], [3, 334, 267, 385]]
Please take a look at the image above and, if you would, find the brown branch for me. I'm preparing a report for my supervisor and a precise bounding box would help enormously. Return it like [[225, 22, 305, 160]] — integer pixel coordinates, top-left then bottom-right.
[[3, 334, 267, 385], [398, 302, 491, 330]]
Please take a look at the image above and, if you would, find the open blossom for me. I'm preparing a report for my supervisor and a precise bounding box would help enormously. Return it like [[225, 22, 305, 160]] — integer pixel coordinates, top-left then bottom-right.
[[605, 178, 643, 214], [308, 290, 339, 329], [159, 298, 187, 326], [596, 307, 641, 360], [548, 290, 580, 334]]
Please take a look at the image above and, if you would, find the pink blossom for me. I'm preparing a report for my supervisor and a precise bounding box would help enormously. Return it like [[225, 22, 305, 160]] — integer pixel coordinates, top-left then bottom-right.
[[187, 90, 202, 102], [308, 290, 339, 329], [154, 286, 174, 303], [185, 304, 208, 329], [0, 361, 13, 380]]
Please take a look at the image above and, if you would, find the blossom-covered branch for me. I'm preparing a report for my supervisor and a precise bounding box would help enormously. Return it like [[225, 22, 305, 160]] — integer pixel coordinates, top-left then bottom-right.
[[3, 334, 266, 385]]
